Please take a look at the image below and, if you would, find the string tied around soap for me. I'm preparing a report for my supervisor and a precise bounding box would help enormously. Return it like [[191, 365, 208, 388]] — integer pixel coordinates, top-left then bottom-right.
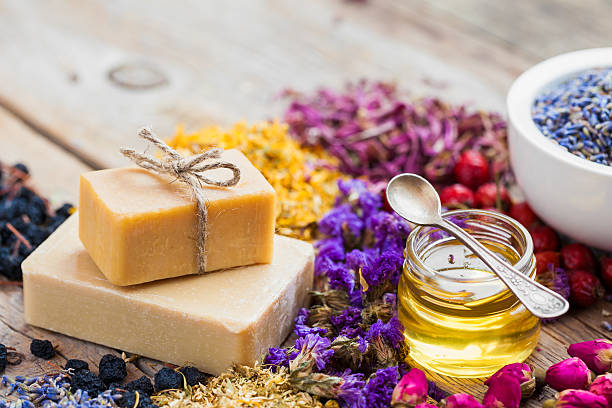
[[120, 127, 241, 274]]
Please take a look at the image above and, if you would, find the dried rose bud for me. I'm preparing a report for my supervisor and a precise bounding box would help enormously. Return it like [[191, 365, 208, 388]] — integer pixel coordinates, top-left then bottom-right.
[[545, 357, 593, 391], [482, 373, 521, 408], [568, 339, 612, 374], [484, 363, 535, 398], [391, 368, 428, 406], [590, 373, 612, 406], [415, 404, 439, 408], [543, 389, 608, 408], [439, 393, 485, 408]]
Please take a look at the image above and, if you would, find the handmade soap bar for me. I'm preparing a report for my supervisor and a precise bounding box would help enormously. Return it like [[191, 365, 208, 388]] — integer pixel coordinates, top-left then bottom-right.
[[23, 215, 313, 375], [79, 149, 276, 286]]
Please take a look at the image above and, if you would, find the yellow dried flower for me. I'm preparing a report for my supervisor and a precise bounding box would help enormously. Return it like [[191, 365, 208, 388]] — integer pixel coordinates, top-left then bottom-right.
[[166, 121, 344, 240]]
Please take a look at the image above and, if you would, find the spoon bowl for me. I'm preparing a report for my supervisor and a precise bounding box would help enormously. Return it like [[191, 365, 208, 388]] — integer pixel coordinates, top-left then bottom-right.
[[386, 174, 442, 225]]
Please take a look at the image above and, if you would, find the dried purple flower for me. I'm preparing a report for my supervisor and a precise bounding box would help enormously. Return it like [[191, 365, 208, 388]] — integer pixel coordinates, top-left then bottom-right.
[[440, 393, 485, 408], [482, 373, 521, 408], [415, 404, 439, 408], [484, 363, 535, 399], [284, 81, 509, 184], [335, 371, 366, 407], [294, 308, 327, 337], [366, 316, 404, 349], [363, 366, 399, 408], [568, 339, 612, 374], [391, 368, 428, 406], [545, 357, 592, 391], [590, 373, 612, 406], [294, 334, 334, 371]]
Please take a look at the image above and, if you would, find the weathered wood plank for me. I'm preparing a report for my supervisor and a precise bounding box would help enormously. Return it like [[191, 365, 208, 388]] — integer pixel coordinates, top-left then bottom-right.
[[0, 0, 527, 169]]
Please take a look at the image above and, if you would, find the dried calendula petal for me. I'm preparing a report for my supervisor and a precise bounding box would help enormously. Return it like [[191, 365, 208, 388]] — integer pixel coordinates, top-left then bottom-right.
[[166, 121, 344, 240]]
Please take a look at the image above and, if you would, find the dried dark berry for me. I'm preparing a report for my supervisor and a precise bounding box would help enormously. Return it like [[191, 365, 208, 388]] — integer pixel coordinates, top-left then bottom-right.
[[13, 163, 29, 176], [154, 367, 182, 391], [70, 370, 106, 397], [0, 344, 6, 373], [30, 339, 54, 359], [54, 203, 74, 219], [117, 390, 157, 408], [126, 375, 154, 396], [65, 359, 89, 373], [179, 366, 206, 386], [98, 354, 127, 384]]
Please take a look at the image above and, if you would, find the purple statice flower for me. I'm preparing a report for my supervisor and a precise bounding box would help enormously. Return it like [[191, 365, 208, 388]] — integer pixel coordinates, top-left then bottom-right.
[[346, 249, 371, 272], [315, 237, 346, 262], [337, 179, 382, 218], [365, 211, 410, 245], [366, 316, 404, 349], [294, 334, 334, 370], [326, 262, 356, 294], [382, 292, 397, 306], [294, 308, 327, 337], [335, 370, 366, 408], [264, 347, 298, 368], [428, 380, 447, 402], [362, 250, 404, 287], [363, 366, 399, 408], [331, 306, 362, 332], [319, 204, 363, 238]]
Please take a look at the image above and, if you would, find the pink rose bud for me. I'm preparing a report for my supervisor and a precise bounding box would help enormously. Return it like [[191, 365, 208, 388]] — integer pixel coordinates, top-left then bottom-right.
[[482, 374, 521, 408], [545, 357, 593, 391], [440, 394, 485, 408], [391, 368, 428, 406], [550, 389, 608, 408], [568, 339, 612, 374], [484, 363, 535, 398], [415, 404, 439, 408], [590, 373, 612, 406]]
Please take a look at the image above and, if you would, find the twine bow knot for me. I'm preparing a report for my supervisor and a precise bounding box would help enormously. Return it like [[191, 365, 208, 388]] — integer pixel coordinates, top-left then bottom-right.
[[120, 127, 241, 273]]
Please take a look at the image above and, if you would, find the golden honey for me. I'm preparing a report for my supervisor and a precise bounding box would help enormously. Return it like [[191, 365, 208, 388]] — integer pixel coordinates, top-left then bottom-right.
[[398, 210, 540, 378]]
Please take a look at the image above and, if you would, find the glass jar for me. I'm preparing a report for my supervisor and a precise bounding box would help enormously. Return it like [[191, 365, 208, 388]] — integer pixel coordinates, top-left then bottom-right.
[[398, 209, 540, 378]]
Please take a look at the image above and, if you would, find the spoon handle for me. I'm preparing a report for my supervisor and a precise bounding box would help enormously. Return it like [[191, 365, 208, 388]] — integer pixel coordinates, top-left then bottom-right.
[[439, 218, 569, 319]]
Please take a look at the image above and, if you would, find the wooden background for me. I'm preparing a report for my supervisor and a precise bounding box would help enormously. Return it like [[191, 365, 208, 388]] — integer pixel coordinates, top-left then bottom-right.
[[1, 1, 611, 405]]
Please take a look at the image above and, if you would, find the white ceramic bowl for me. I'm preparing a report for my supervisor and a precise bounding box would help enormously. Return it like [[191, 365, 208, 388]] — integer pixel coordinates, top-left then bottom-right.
[[507, 48, 612, 251]]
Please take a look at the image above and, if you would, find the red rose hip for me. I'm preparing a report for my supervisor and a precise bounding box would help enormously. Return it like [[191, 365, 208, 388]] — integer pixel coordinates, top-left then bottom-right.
[[600, 257, 612, 290], [474, 182, 509, 210], [560, 243, 597, 272], [453, 151, 490, 189], [440, 184, 474, 208], [535, 251, 561, 275], [569, 270, 604, 307], [509, 202, 539, 229], [530, 226, 560, 253]]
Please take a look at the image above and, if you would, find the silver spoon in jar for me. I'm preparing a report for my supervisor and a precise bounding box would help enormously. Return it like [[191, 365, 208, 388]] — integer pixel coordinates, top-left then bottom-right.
[[386, 173, 569, 319]]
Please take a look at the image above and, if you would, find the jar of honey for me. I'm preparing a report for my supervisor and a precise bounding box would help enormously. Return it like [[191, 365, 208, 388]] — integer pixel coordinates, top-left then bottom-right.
[[398, 209, 540, 378]]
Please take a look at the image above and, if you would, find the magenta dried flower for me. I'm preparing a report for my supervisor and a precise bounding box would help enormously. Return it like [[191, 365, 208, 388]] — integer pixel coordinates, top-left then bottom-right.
[[545, 357, 592, 391], [391, 368, 428, 406], [415, 405, 438, 408], [482, 373, 521, 408], [484, 363, 535, 398], [440, 393, 484, 408], [546, 389, 609, 408], [568, 339, 612, 374], [590, 373, 612, 406]]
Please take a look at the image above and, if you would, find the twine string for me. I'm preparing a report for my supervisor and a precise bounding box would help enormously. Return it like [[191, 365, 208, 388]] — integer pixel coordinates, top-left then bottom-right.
[[120, 127, 241, 273]]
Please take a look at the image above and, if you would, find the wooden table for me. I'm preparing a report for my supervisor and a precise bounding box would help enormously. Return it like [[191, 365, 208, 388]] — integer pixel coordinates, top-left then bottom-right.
[[1, 1, 611, 405]]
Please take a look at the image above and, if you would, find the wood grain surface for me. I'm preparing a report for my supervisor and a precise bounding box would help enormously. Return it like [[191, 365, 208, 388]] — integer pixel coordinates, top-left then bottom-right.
[[0, 1, 611, 406]]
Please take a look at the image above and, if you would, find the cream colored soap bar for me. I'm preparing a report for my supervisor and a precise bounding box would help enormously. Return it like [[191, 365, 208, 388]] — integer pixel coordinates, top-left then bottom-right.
[[23, 215, 313, 375], [79, 149, 276, 286]]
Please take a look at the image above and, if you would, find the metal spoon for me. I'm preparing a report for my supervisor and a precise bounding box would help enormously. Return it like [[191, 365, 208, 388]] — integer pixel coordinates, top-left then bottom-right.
[[386, 173, 569, 319]]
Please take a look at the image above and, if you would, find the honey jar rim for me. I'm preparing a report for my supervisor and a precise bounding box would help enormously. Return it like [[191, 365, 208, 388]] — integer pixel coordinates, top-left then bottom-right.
[[404, 209, 535, 284]]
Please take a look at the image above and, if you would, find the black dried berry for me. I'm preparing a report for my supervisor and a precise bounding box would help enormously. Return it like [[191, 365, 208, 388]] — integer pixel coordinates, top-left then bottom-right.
[[98, 354, 127, 384], [13, 163, 29, 176], [154, 367, 182, 391], [54, 203, 74, 219], [30, 339, 54, 359], [0, 344, 7, 373], [70, 370, 106, 397], [126, 375, 154, 396], [65, 359, 89, 373], [179, 366, 206, 386], [117, 390, 157, 408]]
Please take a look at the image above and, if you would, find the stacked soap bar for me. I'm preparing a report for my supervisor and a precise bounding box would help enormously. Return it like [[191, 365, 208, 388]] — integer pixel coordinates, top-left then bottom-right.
[[79, 149, 276, 286], [23, 216, 313, 375], [22, 147, 314, 375]]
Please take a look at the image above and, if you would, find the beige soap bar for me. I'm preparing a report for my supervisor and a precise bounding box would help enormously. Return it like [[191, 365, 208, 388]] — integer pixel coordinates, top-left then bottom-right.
[[23, 215, 313, 375], [79, 149, 276, 286]]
